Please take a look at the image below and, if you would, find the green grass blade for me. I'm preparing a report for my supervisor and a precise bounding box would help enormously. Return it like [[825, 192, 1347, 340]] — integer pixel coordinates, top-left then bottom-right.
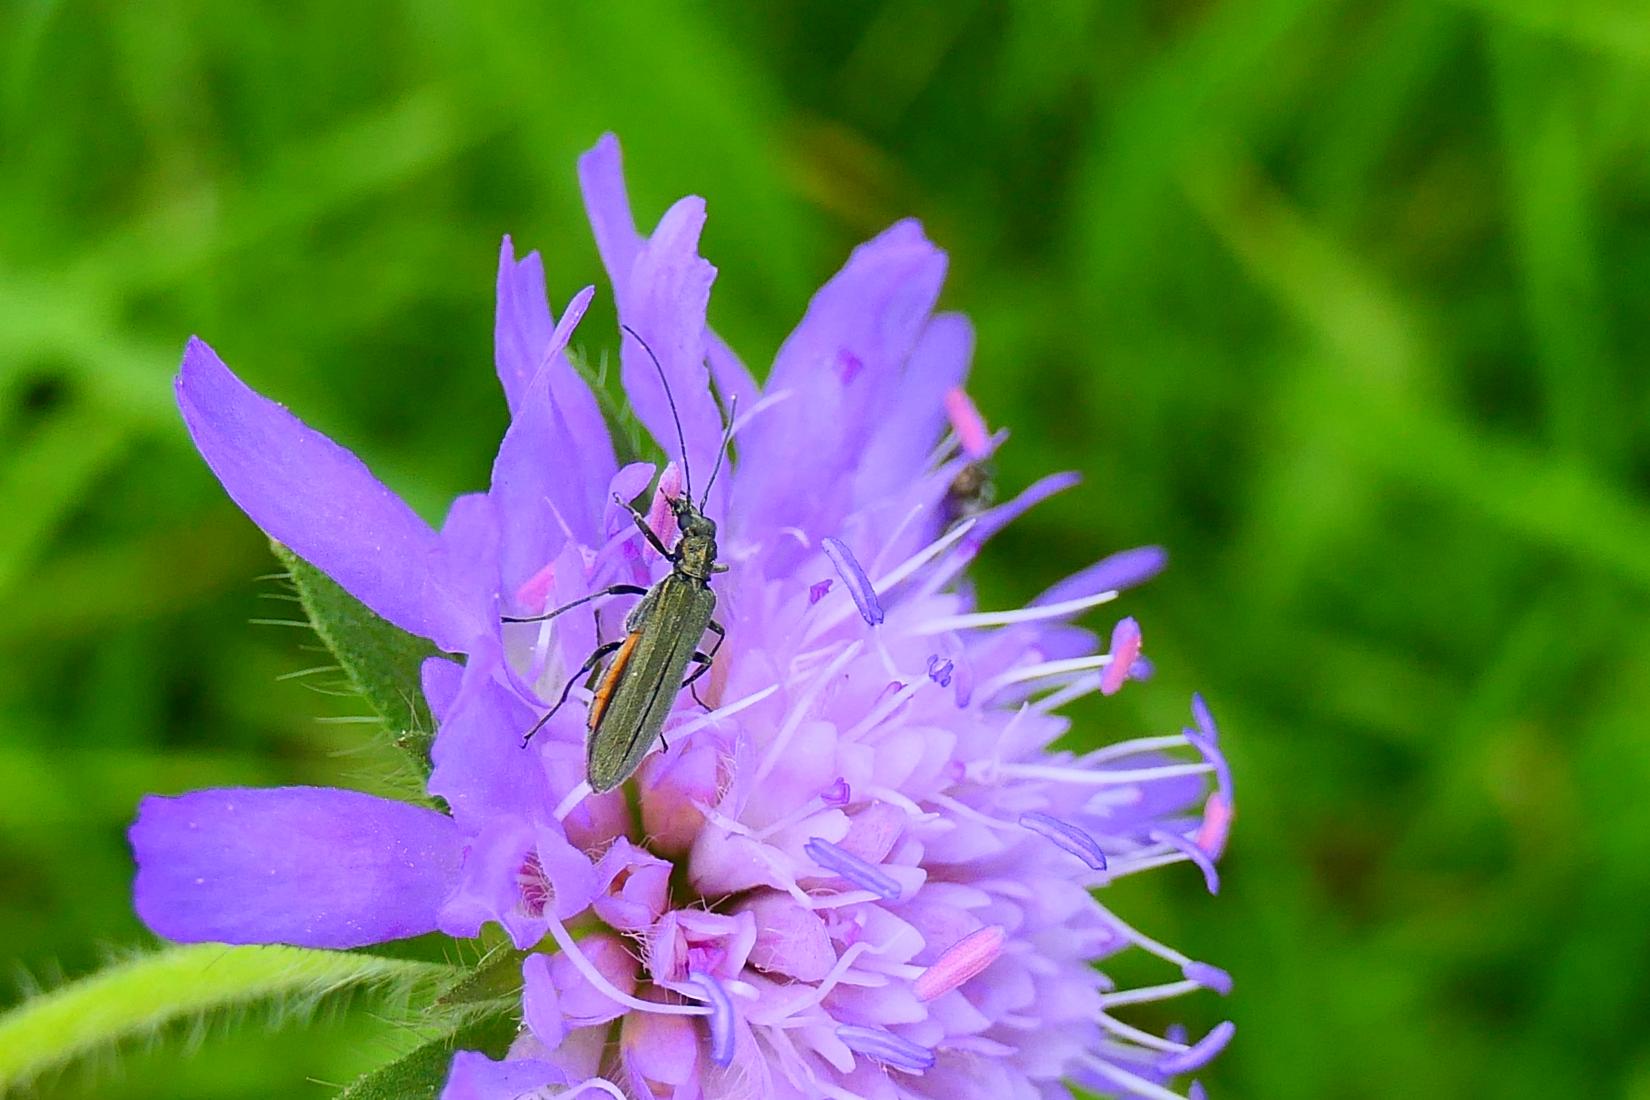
[[0, 943, 461, 1091]]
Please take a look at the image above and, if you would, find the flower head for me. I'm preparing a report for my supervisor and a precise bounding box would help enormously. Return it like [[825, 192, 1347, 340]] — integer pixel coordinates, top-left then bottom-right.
[[131, 133, 1234, 1098]]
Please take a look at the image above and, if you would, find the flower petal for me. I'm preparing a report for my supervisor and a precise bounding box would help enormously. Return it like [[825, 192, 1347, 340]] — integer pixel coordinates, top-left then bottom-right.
[[176, 338, 484, 652], [131, 787, 461, 949], [490, 282, 614, 598], [440, 1050, 587, 1100], [579, 135, 726, 516], [738, 219, 947, 541]]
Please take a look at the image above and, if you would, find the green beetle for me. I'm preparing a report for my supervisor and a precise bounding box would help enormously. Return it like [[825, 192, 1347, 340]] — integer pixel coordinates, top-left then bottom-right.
[[505, 326, 731, 793]]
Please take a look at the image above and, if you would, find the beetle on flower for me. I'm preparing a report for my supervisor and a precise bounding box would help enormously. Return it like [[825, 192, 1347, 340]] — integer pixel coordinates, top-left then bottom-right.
[[132, 133, 1235, 1099]]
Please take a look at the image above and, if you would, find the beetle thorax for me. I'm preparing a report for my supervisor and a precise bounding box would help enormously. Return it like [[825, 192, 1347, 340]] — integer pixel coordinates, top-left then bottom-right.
[[671, 500, 720, 580]]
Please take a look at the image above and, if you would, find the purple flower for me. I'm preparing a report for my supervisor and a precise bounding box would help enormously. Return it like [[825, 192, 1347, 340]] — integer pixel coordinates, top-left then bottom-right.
[[132, 133, 1235, 1099]]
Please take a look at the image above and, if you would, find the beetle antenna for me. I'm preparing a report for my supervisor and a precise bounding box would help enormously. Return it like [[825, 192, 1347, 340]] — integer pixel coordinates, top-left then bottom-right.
[[699, 393, 737, 511], [621, 323, 693, 503]]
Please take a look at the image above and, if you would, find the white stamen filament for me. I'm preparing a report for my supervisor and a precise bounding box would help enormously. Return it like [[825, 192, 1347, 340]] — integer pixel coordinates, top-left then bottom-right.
[[553, 781, 595, 822], [757, 643, 863, 780], [1030, 672, 1103, 714], [977, 761, 1214, 786], [668, 682, 780, 742], [1098, 1012, 1189, 1053], [750, 938, 894, 1024], [540, 910, 708, 1017], [978, 654, 1113, 700], [1099, 979, 1202, 1009], [919, 590, 1119, 633], [842, 678, 929, 741], [1081, 1056, 1192, 1100], [552, 1078, 627, 1100], [1080, 733, 1195, 765]]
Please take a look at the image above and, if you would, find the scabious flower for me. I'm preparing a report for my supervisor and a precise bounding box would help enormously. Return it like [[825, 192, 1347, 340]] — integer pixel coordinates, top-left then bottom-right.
[[131, 134, 1235, 1099]]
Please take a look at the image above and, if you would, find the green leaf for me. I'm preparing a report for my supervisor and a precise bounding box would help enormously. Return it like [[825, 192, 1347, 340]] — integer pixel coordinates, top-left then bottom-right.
[[336, 1015, 519, 1100], [271, 541, 438, 768], [0, 943, 462, 1091]]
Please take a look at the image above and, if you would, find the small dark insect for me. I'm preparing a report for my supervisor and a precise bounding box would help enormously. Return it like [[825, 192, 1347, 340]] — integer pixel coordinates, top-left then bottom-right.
[[504, 326, 733, 793], [943, 458, 997, 525]]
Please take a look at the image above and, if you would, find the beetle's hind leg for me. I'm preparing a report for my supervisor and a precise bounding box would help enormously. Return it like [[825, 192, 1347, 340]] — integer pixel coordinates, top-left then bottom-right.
[[682, 620, 727, 711], [521, 639, 622, 746]]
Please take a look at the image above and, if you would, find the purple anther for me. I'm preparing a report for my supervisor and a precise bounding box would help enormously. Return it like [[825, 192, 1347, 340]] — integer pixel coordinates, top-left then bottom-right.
[[803, 838, 902, 901], [686, 969, 736, 1068], [835, 1025, 936, 1073], [808, 579, 833, 605], [926, 655, 955, 687], [1159, 1020, 1234, 1075], [1018, 811, 1107, 871], [821, 537, 885, 626], [1150, 829, 1220, 894], [1181, 960, 1234, 996]]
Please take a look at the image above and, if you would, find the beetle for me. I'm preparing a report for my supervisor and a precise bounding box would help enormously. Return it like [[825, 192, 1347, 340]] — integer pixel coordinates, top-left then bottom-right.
[[504, 325, 732, 793]]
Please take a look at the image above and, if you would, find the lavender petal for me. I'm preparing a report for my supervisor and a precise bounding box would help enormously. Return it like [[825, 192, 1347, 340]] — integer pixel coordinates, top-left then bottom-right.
[[131, 786, 462, 949]]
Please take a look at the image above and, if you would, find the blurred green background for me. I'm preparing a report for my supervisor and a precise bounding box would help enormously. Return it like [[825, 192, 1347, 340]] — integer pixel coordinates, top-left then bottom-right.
[[3, 1, 1649, 1097]]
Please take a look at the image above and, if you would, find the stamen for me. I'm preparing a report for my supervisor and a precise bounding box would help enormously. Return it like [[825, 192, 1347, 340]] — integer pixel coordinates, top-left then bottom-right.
[[822, 537, 885, 626], [1098, 1012, 1187, 1054], [912, 924, 1006, 1001], [1100, 980, 1201, 1009], [1190, 692, 1219, 742], [1150, 829, 1221, 894], [665, 682, 780, 744], [1196, 792, 1234, 860], [809, 579, 833, 604], [842, 678, 927, 741], [943, 386, 991, 459], [803, 838, 902, 901], [978, 654, 1115, 702], [1182, 960, 1234, 995], [926, 655, 954, 687], [686, 970, 736, 1068], [982, 761, 1214, 786], [1019, 812, 1108, 870], [918, 589, 1120, 633], [1100, 617, 1142, 696], [1158, 1021, 1235, 1075], [869, 516, 978, 596], [1080, 1055, 1190, 1100], [752, 938, 891, 1024], [835, 1025, 937, 1073], [540, 909, 708, 1017], [822, 778, 851, 807], [553, 780, 594, 822], [758, 642, 862, 780]]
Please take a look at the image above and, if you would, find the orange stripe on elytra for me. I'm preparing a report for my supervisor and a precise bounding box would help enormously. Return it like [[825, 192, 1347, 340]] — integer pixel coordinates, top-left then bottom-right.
[[588, 631, 641, 731]]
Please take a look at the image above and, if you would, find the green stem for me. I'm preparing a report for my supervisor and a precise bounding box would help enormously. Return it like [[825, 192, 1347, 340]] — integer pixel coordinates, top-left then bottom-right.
[[0, 943, 460, 1089]]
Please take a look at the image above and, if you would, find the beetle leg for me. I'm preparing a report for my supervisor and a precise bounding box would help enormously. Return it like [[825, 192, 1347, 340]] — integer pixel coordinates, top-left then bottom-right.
[[612, 493, 676, 559], [521, 639, 623, 746], [683, 620, 727, 710], [503, 584, 648, 624]]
